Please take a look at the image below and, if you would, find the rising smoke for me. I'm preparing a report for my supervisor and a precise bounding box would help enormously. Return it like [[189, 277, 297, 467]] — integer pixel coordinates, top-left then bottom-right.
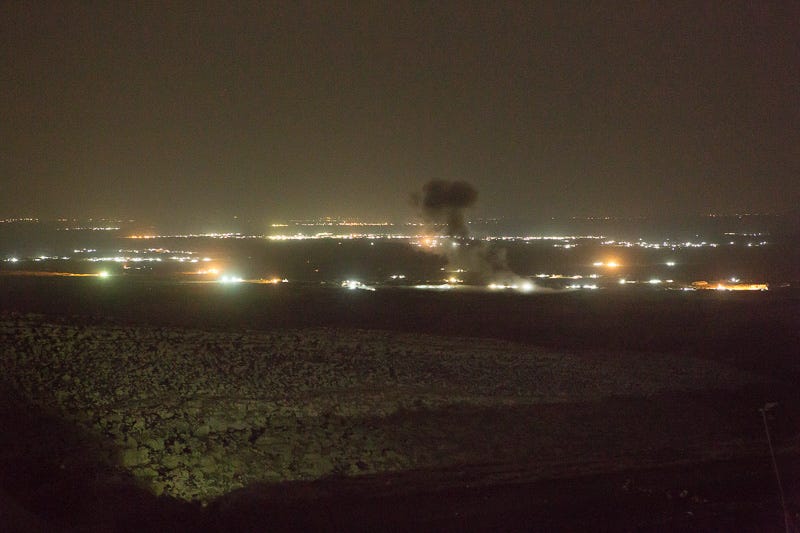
[[413, 180, 533, 287], [412, 180, 478, 238]]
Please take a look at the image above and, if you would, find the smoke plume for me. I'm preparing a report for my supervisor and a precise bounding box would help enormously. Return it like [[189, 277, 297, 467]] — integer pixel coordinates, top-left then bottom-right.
[[412, 180, 478, 238], [412, 180, 534, 287]]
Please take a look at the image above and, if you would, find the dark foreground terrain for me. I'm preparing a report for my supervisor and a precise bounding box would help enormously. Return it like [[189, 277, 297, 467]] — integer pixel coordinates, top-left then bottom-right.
[[1, 278, 798, 531]]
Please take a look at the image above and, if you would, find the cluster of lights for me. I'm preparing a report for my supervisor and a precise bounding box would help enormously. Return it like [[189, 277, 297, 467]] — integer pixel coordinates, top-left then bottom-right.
[[416, 238, 440, 248], [0, 217, 38, 223], [691, 279, 769, 291], [59, 226, 120, 231], [592, 260, 620, 268], [285, 220, 392, 227], [536, 273, 585, 279], [127, 232, 245, 239], [342, 280, 375, 291], [269, 233, 409, 241], [487, 281, 535, 292], [219, 275, 243, 284], [87, 256, 162, 263]]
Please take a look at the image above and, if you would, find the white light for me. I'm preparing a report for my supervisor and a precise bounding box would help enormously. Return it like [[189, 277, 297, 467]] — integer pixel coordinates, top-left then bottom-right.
[[520, 282, 534, 292], [619, 278, 626, 284], [342, 280, 374, 291], [98, 271, 110, 278], [666, 261, 676, 267], [593, 261, 604, 266], [648, 279, 662, 284], [9, 257, 18, 263]]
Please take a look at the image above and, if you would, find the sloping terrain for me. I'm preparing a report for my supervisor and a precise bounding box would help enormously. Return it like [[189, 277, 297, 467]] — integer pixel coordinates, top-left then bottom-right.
[[0, 312, 778, 505]]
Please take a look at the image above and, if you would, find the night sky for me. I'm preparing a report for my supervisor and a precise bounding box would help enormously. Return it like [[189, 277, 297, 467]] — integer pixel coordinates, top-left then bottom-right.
[[2, 2, 798, 224]]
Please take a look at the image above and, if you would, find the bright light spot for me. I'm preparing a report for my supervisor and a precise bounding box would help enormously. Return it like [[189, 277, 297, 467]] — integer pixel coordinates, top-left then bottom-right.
[[619, 278, 626, 284], [413, 284, 452, 290], [98, 270, 110, 278], [220, 275, 243, 283], [447, 277, 462, 284], [606, 261, 619, 268], [593, 261, 604, 267], [488, 283, 523, 290], [342, 280, 375, 291], [8, 257, 18, 263], [520, 282, 534, 292], [730, 277, 740, 283], [666, 261, 676, 267], [648, 279, 662, 284]]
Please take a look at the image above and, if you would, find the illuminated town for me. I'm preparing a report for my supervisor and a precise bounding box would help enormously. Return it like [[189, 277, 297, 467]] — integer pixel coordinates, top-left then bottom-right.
[[0, 215, 788, 293]]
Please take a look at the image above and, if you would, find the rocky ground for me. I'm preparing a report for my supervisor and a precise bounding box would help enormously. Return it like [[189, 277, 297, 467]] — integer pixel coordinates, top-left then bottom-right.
[[0, 311, 778, 507]]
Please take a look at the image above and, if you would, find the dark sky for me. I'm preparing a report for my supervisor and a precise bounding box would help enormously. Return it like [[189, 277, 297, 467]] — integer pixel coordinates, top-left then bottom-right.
[[1, 1, 798, 224]]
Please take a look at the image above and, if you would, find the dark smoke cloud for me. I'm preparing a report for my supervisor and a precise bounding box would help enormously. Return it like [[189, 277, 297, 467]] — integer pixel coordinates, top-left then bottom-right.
[[412, 180, 538, 288], [412, 180, 478, 238]]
